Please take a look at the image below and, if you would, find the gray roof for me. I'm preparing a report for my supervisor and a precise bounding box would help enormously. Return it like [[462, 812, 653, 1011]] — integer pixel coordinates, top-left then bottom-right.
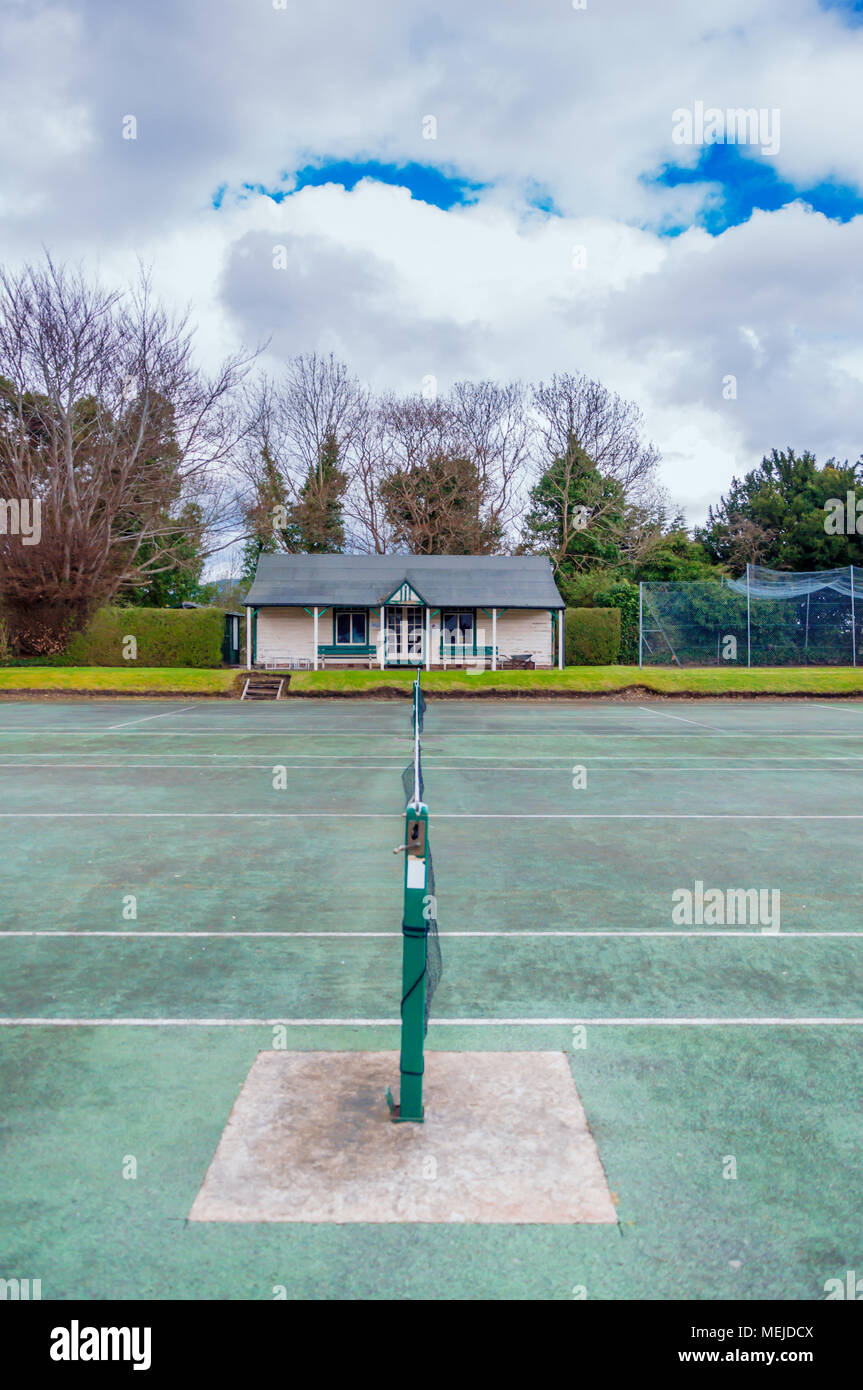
[[245, 554, 564, 609]]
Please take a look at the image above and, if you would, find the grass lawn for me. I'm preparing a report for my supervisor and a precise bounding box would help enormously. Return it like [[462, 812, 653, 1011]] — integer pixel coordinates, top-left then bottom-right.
[[0, 667, 239, 695], [1, 664, 863, 697], [288, 664, 863, 696]]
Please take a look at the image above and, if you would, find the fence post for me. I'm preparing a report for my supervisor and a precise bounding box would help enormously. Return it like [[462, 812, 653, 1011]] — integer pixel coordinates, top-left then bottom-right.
[[638, 583, 643, 668], [746, 565, 752, 668], [851, 566, 857, 668]]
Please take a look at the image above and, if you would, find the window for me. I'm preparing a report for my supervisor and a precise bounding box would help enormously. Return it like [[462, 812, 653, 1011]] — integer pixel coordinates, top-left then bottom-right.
[[335, 609, 368, 645], [442, 611, 474, 648]]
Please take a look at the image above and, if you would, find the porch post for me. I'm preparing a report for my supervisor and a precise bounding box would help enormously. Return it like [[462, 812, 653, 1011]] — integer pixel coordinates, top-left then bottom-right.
[[492, 607, 497, 670], [557, 608, 564, 669], [425, 606, 431, 671], [245, 607, 251, 670], [313, 606, 319, 670], [380, 605, 385, 668]]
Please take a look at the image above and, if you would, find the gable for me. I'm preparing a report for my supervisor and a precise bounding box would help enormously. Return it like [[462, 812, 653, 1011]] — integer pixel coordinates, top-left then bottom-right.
[[383, 580, 427, 606]]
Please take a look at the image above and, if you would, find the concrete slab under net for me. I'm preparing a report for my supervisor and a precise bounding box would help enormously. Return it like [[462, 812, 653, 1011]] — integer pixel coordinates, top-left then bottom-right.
[[189, 1051, 617, 1224]]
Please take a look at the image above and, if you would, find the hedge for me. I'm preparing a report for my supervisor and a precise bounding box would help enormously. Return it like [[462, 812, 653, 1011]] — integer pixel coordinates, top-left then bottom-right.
[[565, 607, 621, 665], [594, 580, 639, 663], [63, 606, 225, 668]]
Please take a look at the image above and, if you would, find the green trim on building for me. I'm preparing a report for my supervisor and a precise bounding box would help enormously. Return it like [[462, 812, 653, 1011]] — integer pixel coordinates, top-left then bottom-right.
[[382, 580, 429, 607]]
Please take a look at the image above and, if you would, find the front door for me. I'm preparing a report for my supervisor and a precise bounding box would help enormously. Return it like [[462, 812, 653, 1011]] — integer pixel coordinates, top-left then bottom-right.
[[386, 605, 424, 663]]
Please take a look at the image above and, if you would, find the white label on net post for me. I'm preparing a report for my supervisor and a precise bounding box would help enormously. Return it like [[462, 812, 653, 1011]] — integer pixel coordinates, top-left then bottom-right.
[[406, 859, 426, 890]]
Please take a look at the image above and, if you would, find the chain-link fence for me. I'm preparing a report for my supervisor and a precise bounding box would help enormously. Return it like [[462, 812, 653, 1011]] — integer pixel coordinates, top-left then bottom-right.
[[640, 565, 862, 667]]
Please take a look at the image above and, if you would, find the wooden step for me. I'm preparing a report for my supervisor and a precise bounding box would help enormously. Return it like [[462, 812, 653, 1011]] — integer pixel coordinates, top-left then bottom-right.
[[241, 674, 286, 701]]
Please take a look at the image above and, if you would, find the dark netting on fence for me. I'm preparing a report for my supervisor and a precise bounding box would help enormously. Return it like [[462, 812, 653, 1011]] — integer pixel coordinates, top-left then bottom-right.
[[640, 566, 863, 667]]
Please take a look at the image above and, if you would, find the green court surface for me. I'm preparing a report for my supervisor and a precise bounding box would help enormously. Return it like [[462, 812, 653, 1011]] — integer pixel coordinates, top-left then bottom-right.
[[1, 696, 862, 1299]]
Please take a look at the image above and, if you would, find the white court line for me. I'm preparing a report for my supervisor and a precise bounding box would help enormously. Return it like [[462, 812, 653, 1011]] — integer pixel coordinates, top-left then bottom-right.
[[0, 762, 412, 771], [1, 812, 862, 820], [2, 729, 863, 738], [637, 705, 724, 732], [1, 1016, 862, 1027], [5, 763, 860, 773], [0, 929, 859, 938], [0, 751, 861, 763], [106, 706, 196, 730]]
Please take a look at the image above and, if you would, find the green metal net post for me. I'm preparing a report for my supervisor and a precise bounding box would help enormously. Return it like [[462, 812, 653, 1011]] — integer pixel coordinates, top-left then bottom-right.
[[386, 672, 436, 1124], [387, 803, 429, 1122]]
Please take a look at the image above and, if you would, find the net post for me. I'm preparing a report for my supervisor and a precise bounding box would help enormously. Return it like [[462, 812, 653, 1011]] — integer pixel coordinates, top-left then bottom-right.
[[386, 672, 432, 1123], [389, 802, 429, 1122]]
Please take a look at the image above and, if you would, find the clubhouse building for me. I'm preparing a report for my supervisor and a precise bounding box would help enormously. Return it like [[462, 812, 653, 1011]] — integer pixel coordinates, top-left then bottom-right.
[[243, 553, 565, 670]]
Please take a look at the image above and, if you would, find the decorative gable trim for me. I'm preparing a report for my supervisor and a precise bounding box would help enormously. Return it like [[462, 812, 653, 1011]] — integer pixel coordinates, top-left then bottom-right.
[[383, 580, 427, 606]]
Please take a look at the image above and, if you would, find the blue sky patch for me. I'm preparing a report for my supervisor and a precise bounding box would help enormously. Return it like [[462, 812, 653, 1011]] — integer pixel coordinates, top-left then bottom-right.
[[818, 0, 863, 26], [649, 144, 863, 236], [523, 182, 563, 217], [211, 160, 486, 211]]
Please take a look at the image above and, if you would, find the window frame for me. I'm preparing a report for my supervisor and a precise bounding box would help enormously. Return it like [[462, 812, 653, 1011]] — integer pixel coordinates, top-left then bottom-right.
[[333, 608, 369, 646], [441, 609, 476, 652]]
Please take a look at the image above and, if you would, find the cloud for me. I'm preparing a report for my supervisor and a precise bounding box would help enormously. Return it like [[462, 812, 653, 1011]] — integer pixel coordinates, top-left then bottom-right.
[[219, 223, 482, 383], [2, 0, 863, 521]]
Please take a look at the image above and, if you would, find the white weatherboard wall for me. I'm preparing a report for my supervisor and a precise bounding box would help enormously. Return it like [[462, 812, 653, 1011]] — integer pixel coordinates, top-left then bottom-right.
[[494, 610, 554, 667], [255, 607, 314, 664], [253, 605, 556, 666]]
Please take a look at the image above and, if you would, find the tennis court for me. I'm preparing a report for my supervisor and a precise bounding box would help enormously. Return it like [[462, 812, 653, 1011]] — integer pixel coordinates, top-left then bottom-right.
[[2, 694, 862, 1298]]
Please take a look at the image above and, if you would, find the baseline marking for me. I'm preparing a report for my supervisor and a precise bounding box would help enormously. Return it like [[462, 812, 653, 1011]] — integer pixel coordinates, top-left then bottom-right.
[[0, 929, 860, 938], [4, 763, 862, 774], [1, 812, 863, 820], [1, 1017, 862, 1027], [1, 756, 861, 767], [1, 730, 863, 738]]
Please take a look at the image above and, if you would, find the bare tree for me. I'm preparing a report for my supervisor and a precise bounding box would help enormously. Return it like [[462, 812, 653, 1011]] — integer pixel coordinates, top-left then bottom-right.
[[233, 376, 293, 540], [531, 371, 660, 500], [0, 257, 251, 650], [374, 386, 525, 553], [280, 351, 364, 482], [235, 363, 661, 564], [721, 514, 775, 572], [448, 379, 531, 543], [341, 390, 395, 553], [237, 354, 374, 555], [379, 450, 501, 555]]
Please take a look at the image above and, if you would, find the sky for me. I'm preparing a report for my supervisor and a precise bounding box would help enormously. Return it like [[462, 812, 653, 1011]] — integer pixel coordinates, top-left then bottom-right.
[[2, 0, 863, 530]]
